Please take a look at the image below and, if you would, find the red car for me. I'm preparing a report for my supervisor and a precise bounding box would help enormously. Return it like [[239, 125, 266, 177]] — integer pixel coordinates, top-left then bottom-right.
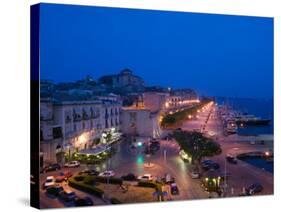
[[64, 171, 73, 179], [55, 171, 73, 182]]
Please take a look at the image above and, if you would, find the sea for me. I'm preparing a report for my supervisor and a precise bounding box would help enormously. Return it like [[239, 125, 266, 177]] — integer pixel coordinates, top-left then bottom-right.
[[215, 97, 274, 136]]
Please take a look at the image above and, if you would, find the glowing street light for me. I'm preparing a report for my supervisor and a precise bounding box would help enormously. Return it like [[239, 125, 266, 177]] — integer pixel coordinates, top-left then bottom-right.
[[265, 151, 270, 156]]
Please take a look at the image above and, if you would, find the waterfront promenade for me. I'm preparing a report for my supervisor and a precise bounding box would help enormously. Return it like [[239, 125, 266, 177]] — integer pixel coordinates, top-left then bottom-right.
[[182, 104, 273, 196]]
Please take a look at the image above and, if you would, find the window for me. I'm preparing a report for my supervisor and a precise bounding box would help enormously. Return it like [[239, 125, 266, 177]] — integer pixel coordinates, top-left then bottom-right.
[[53, 127, 62, 139], [129, 112, 137, 122]]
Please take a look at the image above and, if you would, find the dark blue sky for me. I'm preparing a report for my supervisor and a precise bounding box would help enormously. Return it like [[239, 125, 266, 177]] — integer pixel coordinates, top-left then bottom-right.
[[39, 3, 273, 98]]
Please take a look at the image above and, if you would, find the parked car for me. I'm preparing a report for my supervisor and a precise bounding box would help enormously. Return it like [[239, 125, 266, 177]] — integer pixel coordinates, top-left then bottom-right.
[[42, 163, 61, 173], [64, 161, 80, 168], [64, 171, 73, 179], [201, 160, 220, 170], [46, 185, 64, 197], [209, 163, 220, 170], [43, 176, 56, 189], [151, 140, 160, 147], [201, 160, 213, 169], [55, 174, 66, 183], [170, 183, 179, 195], [190, 170, 200, 179], [246, 183, 263, 195], [55, 171, 73, 182], [121, 173, 137, 181], [59, 189, 77, 202], [79, 169, 99, 176], [137, 174, 153, 181], [226, 154, 238, 164], [99, 170, 115, 177], [74, 197, 94, 206], [150, 144, 160, 151]]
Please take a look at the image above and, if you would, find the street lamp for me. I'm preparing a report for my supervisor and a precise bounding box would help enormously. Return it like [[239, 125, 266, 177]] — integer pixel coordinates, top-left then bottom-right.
[[265, 151, 270, 157], [66, 144, 71, 162]]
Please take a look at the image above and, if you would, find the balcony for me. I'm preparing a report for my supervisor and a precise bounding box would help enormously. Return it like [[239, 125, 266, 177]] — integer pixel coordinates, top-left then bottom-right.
[[73, 114, 82, 122], [90, 113, 100, 119], [65, 115, 72, 123], [82, 112, 90, 120]]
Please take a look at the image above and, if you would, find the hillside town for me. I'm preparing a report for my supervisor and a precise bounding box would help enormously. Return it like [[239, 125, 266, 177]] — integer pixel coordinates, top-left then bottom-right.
[[40, 69, 198, 166]]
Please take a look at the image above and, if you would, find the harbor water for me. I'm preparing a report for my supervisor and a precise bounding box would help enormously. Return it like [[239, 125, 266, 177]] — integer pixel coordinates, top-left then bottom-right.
[[216, 97, 274, 136]]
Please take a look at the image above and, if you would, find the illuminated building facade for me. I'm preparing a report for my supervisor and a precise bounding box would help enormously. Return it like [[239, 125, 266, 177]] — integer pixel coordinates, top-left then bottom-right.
[[40, 98, 121, 165]]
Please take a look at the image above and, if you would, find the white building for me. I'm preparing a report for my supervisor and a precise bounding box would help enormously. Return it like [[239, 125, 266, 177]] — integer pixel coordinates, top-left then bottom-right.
[[40, 98, 121, 165], [143, 92, 169, 113], [120, 90, 199, 139], [121, 106, 162, 138]]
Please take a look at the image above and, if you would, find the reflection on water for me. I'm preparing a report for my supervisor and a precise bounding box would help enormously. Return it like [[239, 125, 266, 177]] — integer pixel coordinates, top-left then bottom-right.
[[241, 157, 273, 173]]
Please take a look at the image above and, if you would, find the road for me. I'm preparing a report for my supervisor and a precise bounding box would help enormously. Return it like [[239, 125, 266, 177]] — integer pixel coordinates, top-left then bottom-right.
[[182, 104, 273, 196], [40, 103, 273, 208]]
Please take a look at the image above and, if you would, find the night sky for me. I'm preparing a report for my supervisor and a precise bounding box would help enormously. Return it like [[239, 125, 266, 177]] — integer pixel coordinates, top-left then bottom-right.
[[39, 3, 273, 98]]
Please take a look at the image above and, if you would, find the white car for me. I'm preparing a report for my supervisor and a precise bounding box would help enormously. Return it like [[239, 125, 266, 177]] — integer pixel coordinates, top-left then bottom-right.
[[137, 174, 153, 181], [64, 161, 80, 168], [44, 176, 55, 189], [99, 170, 115, 177], [190, 171, 200, 179]]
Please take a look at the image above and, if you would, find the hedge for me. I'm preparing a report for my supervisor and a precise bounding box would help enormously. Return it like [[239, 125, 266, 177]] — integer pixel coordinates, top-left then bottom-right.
[[94, 176, 123, 185], [74, 175, 85, 182], [68, 177, 104, 198], [138, 181, 158, 188], [82, 175, 122, 183]]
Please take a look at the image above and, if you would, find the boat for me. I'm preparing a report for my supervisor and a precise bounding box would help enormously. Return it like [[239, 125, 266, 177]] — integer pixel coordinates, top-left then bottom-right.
[[225, 119, 238, 134], [235, 114, 271, 126]]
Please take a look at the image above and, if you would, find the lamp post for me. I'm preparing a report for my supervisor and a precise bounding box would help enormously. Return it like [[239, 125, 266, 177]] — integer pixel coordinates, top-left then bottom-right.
[[66, 144, 71, 162]]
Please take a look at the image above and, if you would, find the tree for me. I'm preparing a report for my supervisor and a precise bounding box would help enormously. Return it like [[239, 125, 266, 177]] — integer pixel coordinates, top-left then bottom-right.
[[93, 138, 100, 146], [160, 101, 211, 129], [173, 131, 221, 172], [161, 115, 176, 127]]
